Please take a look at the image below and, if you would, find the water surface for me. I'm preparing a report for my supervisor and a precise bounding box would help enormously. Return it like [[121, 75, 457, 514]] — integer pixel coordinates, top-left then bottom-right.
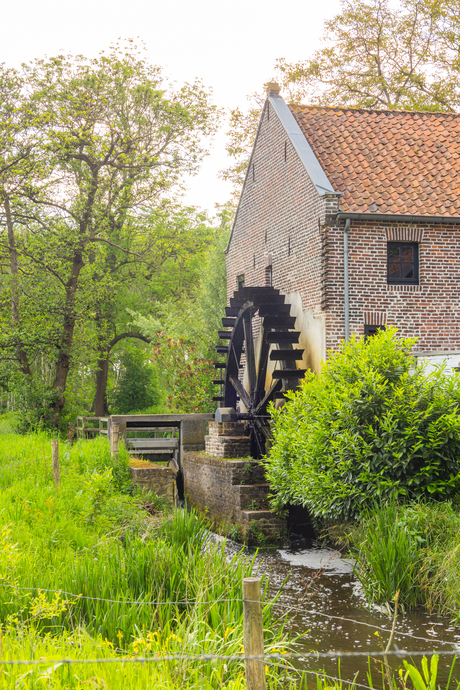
[[227, 540, 460, 686]]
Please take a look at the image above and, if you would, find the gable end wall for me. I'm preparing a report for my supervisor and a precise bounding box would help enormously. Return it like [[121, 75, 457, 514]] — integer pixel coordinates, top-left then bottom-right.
[[226, 103, 338, 366]]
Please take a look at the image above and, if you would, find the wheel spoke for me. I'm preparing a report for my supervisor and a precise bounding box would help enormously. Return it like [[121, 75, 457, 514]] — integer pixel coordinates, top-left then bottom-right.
[[254, 417, 272, 441], [229, 375, 252, 411], [255, 379, 282, 414], [255, 324, 270, 402]]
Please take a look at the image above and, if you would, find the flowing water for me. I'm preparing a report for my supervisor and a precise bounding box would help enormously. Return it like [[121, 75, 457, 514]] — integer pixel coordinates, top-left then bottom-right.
[[227, 539, 460, 687]]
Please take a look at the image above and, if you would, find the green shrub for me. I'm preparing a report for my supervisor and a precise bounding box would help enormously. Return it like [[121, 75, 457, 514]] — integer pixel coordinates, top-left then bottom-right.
[[111, 349, 159, 414], [266, 328, 460, 521]]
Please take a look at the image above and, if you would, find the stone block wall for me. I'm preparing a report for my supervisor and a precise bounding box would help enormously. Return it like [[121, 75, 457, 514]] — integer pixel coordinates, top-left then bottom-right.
[[204, 421, 251, 458], [129, 464, 175, 503], [183, 452, 285, 544]]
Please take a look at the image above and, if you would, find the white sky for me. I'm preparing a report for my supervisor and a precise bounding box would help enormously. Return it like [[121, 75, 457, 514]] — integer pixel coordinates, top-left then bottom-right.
[[0, 0, 341, 214]]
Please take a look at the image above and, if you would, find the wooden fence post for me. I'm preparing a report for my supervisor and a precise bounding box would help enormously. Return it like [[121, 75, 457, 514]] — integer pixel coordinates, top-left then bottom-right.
[[52, 439, 60, 487], [243, 577, 266, 690], [111, 424, 119, 457]]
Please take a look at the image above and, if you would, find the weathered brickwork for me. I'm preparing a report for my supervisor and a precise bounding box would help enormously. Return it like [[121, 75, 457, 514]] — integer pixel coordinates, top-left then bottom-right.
[[226, 100, 460, 357], [204, 421, 251, 458], [129, 465, 175, 502], [226, 102, 337, 318], [183, 452, 285, 544]]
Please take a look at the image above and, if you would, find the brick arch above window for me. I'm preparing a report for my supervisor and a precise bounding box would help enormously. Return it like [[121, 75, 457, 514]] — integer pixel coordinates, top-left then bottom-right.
[[385, 227, 424, 242], [363, 311, 387, 326]]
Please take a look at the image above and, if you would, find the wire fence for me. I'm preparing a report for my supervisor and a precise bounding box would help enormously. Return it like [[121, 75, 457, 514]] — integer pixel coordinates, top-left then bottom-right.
[[0, 582, 458, 670], [1, 581, 459, 650], [0, 648, 457, 666]]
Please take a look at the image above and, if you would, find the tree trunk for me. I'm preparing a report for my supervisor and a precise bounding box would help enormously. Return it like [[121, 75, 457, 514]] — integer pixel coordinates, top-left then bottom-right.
[[50, 251, 84, 427], [92, 332, 151, 417], [94, 355, 110, 416]]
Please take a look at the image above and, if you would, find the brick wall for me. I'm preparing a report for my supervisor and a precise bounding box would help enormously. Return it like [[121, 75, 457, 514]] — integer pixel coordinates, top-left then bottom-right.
[[226, 103, 460, 357], [182, 453, 285, 543], [226, 101, 335, 316], [325, 220, 460, 352], [129, 465, 175, 503]]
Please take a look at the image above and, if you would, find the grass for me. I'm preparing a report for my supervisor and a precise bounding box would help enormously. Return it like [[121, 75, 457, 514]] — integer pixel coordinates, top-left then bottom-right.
[[0, 426, 301, 688], [350, 498, 460, 614]]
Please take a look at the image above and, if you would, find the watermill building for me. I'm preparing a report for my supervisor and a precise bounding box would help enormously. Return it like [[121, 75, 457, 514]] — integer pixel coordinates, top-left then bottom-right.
[[225, 84, 460, 374]]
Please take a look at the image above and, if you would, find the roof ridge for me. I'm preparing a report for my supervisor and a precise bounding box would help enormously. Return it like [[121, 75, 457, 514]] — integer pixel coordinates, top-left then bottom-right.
[[289, 103, 459, 117]]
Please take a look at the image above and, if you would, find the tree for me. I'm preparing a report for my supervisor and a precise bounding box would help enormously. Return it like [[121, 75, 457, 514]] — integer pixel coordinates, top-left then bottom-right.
[[222, 0, 460, 196], [91, 203, 216, 416], [133, 205, 231, 413], [265, 329, 460, 521], [0, 43, 218, 427], [111, 347, 159, 414], [276, 0, 460, 110]]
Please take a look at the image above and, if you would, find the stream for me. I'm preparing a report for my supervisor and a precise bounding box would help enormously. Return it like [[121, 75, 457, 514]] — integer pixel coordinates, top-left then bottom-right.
[[226, 539, 460, 687]]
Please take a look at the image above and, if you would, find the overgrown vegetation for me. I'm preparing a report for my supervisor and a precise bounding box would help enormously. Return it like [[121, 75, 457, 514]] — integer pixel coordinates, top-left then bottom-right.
[[0, 428, 300, 688], [266, 328, 460, 521], [349, 499, 460, 616]]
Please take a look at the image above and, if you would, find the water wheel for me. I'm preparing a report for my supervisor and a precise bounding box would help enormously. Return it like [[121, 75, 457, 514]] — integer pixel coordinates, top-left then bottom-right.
[[212, 286, 307, 458]]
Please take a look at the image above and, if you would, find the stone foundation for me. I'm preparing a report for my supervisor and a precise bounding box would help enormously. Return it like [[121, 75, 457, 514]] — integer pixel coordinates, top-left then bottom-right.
[[183, 452, 285, 545], [129, 463, 176, 503], [204, 421, 251, 458]]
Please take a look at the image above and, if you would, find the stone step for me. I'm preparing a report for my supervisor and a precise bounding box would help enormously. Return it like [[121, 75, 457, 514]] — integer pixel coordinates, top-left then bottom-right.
[[234, 483, 271, 510], [230, 462, 266, 485], [240, 509, 286, 545], [240, 509, 283, 523]]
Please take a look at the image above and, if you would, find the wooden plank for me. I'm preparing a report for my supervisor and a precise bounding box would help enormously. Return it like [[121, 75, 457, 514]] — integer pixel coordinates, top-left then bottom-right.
[[266, 331, 300, 343], [126, 423, 179, 430], [270, 349, 304, 360], [222, 317, 236, 327], [127, 439, 178, 449], [225, 307, 240, 317], [110, 414, 214, 423], [272, 369, 307, 379], [258, 303, 290, 316], [218, 331, 232, 339], [262, 315, 296, 328], [215, 345, 229, 354]]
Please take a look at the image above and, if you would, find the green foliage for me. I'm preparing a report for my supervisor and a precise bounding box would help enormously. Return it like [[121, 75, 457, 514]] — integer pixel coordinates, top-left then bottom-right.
[[276, 0, 460, 111], [111, 348, 159, 414], [0, 44, 218, 427], [135, 206, 230, 413], [352, 498, 423, 608], [0, 431, 296, 689], [351, 500, 460, 612], [266, 328, 460, 521]]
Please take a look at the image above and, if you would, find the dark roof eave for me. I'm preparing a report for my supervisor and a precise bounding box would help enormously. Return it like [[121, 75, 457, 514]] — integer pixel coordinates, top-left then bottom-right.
[[336, 211, 460, 226]]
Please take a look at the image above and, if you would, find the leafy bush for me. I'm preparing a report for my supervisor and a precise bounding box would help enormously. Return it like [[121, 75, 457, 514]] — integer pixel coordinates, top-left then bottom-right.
[[111, 349, 159, 414], [266, 328, 460, 521]]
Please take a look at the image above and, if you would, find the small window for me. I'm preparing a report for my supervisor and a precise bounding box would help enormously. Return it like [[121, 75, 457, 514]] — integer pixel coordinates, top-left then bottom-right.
[[237, 274, 245, 290], [364, 324, 386, 341], [387, 242, 419, 284]]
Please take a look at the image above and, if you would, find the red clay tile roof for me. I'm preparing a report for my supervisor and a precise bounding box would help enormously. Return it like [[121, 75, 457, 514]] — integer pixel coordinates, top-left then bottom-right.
[[290, 105, 460, 217]]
